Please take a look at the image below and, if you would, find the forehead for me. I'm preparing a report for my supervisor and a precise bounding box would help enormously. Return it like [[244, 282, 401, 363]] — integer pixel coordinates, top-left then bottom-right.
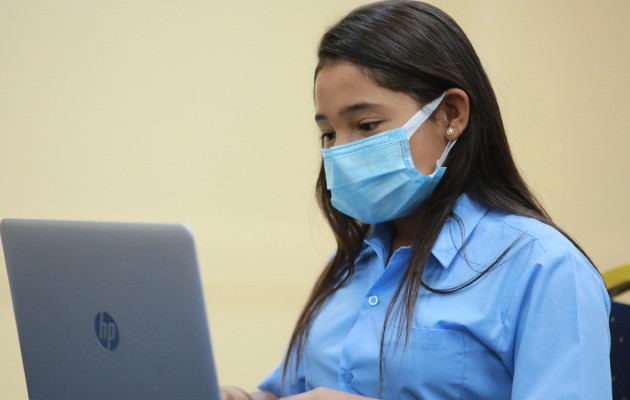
[[314, 61, 416, 116]]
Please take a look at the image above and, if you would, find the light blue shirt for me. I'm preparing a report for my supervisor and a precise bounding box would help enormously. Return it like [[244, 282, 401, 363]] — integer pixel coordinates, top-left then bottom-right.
[[259, 194, 611, 399]]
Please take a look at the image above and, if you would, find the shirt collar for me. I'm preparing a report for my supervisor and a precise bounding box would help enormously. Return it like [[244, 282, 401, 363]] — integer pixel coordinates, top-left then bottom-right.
[[362, 193, 489, 269], [363, 222, 394, 266], [431, 193, 489, 269]]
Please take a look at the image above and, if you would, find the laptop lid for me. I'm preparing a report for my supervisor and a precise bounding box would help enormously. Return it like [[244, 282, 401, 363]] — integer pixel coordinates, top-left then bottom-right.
[[1, 219, 220, 400]]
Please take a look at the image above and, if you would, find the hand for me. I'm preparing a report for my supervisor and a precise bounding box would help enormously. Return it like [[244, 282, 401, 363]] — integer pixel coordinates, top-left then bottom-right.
[[280, 387, 379, 400], [221, 386, 253, 400], [221, 387, 278, 400]]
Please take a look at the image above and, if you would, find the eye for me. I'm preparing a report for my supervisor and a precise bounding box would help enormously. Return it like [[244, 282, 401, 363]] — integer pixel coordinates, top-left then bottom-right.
[[320, 131, 336, 148], [358, 121, 381, 132]]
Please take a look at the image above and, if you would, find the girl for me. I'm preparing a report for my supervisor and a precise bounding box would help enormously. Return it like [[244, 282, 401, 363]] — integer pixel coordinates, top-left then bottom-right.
[[223, 1, 611, 398]]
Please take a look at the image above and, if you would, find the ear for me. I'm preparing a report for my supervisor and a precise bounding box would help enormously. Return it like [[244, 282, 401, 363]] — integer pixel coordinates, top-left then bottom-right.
[[437, 88, 469, 141]]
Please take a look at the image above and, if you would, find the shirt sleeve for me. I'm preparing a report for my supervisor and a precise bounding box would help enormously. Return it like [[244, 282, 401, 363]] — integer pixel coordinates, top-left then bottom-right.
[[258, 350, 306, 396], [501, 243, 612, 399]]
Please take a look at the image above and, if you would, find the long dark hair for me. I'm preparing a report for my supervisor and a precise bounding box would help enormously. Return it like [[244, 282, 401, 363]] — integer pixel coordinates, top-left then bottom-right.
[[283, 0, 591, 385]]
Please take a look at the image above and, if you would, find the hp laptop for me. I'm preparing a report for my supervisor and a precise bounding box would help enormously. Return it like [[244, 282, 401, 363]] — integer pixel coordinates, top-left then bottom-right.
[[1, 219, 220, 400]]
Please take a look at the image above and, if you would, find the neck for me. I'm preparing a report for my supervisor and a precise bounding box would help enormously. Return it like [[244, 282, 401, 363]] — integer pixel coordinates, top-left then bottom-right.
[[389, 208, 426, 257]]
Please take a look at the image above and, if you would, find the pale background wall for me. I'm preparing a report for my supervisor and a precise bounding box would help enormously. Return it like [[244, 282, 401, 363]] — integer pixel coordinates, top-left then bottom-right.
[[0, 0, 628, 397]]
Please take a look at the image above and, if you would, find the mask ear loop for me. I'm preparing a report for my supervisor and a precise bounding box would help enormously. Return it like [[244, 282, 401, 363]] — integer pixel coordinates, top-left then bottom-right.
[[401, 92, 455, 177], [430, 139, 457, 176], [403, 92, 446, 139]]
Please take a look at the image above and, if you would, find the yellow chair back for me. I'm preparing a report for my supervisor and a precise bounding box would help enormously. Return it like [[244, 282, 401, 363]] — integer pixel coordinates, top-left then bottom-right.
[[603, 263, 630, 297]]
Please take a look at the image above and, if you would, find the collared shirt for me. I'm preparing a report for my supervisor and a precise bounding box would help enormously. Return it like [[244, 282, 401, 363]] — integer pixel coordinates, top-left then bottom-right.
[[259, 194, 611, 399]]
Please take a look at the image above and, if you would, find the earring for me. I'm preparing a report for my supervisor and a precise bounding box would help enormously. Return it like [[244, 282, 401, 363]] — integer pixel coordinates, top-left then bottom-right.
[[446, 127, 456, 136]]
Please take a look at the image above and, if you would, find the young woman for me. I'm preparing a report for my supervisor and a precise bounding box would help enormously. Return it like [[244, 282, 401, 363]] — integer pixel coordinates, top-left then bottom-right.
[[222, 1, 611, 399]]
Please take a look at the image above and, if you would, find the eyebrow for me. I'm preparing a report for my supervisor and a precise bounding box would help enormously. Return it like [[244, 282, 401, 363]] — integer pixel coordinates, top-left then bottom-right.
[[314, 102, 384, 122]]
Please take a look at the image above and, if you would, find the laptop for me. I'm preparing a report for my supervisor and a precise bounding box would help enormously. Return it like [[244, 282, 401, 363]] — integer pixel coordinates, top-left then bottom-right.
[[1, 219, 221, 400]]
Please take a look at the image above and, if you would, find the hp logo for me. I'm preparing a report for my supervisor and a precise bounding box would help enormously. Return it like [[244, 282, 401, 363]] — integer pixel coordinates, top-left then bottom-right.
[[94, 312, 120, 351]]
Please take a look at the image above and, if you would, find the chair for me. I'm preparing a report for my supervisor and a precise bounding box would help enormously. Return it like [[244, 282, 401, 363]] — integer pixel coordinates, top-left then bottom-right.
[[603, 263, 630, 400], [604, 263, 630, 298]]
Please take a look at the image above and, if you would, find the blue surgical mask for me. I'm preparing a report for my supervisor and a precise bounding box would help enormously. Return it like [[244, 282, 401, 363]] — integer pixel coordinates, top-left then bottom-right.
[[321, 93, 455, 224]]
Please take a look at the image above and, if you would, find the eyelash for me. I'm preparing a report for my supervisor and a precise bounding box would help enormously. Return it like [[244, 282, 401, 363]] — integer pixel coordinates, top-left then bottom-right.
[[358, 121, 380, 132], [319, 121, 382, 145], [321, 132, 335, 143]]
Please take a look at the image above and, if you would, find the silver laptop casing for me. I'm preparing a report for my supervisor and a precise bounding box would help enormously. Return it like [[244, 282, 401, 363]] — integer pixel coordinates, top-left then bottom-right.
[[1, 219, 220, 400]]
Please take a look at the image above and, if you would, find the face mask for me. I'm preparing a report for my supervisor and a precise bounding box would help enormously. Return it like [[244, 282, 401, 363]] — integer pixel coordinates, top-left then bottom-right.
[[321, 92, 455, 224]]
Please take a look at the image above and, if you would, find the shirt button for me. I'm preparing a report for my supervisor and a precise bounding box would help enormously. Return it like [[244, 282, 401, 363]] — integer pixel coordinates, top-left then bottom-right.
[[368, 295, 379, 306], [343, 370, 354, 383]]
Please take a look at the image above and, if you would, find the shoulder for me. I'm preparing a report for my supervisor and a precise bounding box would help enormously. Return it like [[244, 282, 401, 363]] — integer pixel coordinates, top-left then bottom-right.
[[445, 193, 603, 289], [439, 195, 598, 281], [485, 210, 562, 247], [483, 209, 585, 261], [477, 208, 605, 294]]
